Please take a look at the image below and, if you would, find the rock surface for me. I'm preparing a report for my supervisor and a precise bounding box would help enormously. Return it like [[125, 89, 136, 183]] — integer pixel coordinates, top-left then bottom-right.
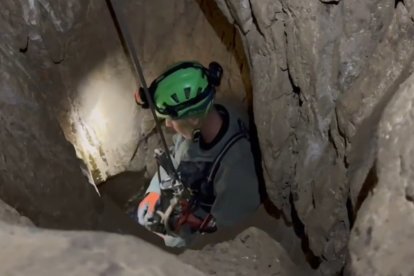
[[3, 0, 414, 275], [0, 0, 179, 250], [0, 221, 204, 276], [0, 192, 204, 276], [2, 0, 249, 184], [348, 71, 414, 276], [0, 1, 304, 275], [215, 0, 414, 274], [180, 227, 314, 276], [15, 0, 248, 183]]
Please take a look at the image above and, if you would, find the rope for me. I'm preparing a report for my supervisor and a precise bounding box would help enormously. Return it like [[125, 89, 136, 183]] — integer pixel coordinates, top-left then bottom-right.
[[107, 0, 181, 183]]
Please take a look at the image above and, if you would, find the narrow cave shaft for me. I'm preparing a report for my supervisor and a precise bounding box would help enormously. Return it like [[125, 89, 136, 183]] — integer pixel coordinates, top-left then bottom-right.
[[1, 0, 414, 275]]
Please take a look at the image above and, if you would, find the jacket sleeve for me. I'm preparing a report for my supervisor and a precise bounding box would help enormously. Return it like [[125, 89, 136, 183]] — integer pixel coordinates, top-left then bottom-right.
[[210, 139, 261, 228]]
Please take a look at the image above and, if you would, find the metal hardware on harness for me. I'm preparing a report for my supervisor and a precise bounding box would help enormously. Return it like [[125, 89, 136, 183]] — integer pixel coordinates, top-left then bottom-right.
[[154, 149, 186, 196]]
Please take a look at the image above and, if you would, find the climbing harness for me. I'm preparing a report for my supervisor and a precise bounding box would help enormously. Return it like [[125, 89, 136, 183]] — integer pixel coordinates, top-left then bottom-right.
[[153, 125, 249, 235]]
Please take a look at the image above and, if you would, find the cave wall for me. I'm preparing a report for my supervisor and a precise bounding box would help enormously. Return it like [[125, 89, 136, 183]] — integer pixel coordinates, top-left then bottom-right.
[[1, 0, 103, 228], [180, 227, 314, 276], [0, 199, 204, 276], [0, 0, 248, 234], [0, 1, 179, 248], [3, 0, 414, 274], [348, 65, 414, 276], [215, 0, 414, 274], [36, 0, 249, 183], [1, 0, 248, 185]]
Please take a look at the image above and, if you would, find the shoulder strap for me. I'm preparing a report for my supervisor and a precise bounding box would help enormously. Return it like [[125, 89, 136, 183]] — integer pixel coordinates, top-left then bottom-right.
[[207, 119, 249, 184]]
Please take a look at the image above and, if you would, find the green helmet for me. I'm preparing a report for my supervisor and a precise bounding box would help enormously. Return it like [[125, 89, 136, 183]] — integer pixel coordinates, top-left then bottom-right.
[[147, 61, 221, 119]]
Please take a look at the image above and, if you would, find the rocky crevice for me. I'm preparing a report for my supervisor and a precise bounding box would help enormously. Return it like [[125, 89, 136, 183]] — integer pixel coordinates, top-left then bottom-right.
[[2, 0, 414, 275]]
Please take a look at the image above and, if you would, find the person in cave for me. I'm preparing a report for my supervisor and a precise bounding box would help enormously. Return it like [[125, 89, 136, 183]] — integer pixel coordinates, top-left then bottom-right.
[[134, 61, 261, 247]]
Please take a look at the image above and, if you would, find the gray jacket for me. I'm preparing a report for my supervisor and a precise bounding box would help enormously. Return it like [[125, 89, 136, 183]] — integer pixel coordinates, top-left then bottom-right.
[[146, 104, 260, 246]]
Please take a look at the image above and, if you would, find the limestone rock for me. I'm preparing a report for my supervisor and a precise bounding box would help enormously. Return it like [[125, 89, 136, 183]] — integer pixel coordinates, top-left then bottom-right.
[[214, 0, 409, 274], [4, 0, 414, 274], [0, 221, 204, 276], [341, 1, 414, 209], [0, 1, 176, 247], [3, 0, 248, 184], [52, 0, 248, 182], [179, 227, 314, 276], [348, 71, 414, 276]]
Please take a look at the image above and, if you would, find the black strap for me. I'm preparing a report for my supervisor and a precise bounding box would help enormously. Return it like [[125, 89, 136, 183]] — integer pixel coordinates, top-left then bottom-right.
[[207, 131, 248, 185], [179, 122, 249, 233]]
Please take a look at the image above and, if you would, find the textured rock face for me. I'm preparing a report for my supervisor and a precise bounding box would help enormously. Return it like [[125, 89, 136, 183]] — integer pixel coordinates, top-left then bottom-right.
[[180, 227, 314, 276], [0, 0, 178, 248], [3, 0, 414, 275], [1, 0, 248, 185], [215, 0, 414, 274], [1, 0, 100, 229], [0, 221, 204, 276], [0, 187, 204, 276], [16, 0, 248, 183], [348, 72, 414, 276]]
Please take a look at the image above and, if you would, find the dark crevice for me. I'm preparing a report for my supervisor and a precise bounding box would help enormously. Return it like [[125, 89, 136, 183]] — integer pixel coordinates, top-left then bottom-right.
[[248, 106, 268, 204], [287, 68, 303, 107], [251, 13, 265, 37], [52, 58, 64, 64], [289, 193, 322, 269], [328, 127, 339, 157], [344, 155, 350, 169], [247, 0, 265, 38], [262, 198, 292, 226], [395, 0, 405, 8], [19, 36, 29, 53], [320, 0, 340, 5], [282, 9, 303, 107], [354, 164, 378, 217], [311, 192, 316, 209], [311, 182, 316, 210], [334, 108, 349, 169], [346, 196, 354, 229], [405, 194, 414, 203]]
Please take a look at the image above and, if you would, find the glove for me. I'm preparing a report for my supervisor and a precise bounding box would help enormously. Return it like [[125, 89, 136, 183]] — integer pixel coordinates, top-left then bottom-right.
[[162, 234, 187, 248], [156, 225, 194, 248], [137, 192, 160, 226]]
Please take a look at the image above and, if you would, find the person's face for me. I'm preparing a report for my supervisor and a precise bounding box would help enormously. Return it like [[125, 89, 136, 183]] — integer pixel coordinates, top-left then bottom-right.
[[165, 117, 197, 140]]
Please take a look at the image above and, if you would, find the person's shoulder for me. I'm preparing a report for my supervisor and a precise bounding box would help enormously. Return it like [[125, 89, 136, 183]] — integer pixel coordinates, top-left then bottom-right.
[[216, 102, 248, 122], [220, 136, 251, 165], [172, 134, 190, 159], [216, 103, 250, 135]]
